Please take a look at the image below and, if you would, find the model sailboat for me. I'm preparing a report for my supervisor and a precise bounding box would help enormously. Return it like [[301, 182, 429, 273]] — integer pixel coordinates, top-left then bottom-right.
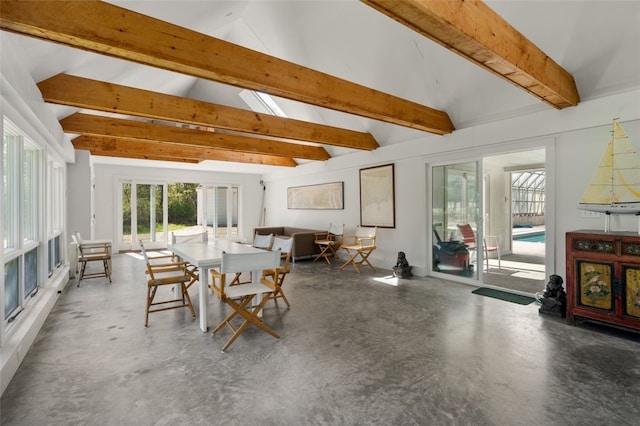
[[579, 119, 640, 215]]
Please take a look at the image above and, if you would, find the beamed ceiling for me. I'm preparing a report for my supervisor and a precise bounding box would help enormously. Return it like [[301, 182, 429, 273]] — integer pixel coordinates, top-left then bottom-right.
[[1, 1, 639, 175]]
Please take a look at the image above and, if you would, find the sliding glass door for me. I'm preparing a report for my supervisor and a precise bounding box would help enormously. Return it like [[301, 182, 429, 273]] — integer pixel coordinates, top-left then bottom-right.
[[432, 161, 480, 279], [120, 181, 167, 251]]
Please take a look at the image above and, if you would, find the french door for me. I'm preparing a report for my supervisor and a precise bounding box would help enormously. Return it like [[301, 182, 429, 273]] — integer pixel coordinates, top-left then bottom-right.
[[120, 181, 168, 251]]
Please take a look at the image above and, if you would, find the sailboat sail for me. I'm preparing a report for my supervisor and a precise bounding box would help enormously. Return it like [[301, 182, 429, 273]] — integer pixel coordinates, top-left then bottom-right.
[[579, 120, 640, 214]]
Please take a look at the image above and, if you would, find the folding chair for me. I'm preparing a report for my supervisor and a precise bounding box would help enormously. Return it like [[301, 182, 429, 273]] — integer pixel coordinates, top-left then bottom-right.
[[225, 233, 274, 285], [339, 226, 377, 273], [72, 232, 112, 286], [210, 250, 281, 352], [313, 223, 344, 264], [140, 240, 196, 327], [170, 231, 208, 290], [456, 224, 501, 270], [262, 236, 294, 307]]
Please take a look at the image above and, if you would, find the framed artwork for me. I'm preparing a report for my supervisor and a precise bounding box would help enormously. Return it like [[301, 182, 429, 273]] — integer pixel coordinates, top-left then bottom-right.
[[287, 182, 344, 210], [578, 261, 613, 310], [624, 266, 640, 318], [359, 163, 395, 228]]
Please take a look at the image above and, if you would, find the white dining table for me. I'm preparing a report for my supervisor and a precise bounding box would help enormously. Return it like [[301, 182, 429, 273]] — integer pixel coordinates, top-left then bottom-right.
[[169, 239, 266, 332]]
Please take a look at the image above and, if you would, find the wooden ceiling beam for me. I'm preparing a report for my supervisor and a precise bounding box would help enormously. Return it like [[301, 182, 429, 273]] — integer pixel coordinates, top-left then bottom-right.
[[38, 73, 380, 151], [362, 0, 580, 109], [81, 150, 201, 164], [61, 113, 329, 161], [1, 0, 454, 134], [72, 135, 298, 167]]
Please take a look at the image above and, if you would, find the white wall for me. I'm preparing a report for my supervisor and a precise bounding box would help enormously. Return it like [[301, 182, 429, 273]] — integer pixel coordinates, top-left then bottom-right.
[[66, 150, 92, 242], [262, 90, 640, 277], [91, 164, 265, 248]]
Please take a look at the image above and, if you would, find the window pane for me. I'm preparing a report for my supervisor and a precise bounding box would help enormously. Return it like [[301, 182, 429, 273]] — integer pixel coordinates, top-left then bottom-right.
[[137, 184, 165, 243], [25, 247, 38, 295], [3, 133, 19, 250], [54, 235, 61, 267], [4, 258, 19, 319], [23, 146, 40, 241], [122, 182, 131, 246]]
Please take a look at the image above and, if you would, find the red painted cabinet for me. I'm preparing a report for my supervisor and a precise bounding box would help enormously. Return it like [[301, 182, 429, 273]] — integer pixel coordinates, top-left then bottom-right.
[[566, 230, 640, 332]]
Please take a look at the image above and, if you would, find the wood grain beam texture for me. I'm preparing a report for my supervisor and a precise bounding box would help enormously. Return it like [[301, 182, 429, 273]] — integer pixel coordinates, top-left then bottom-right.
[[1, 0, 454, 135], [38, 74, 380, 151], [61, 113, 329, 161], [72, 135, 298, 167], [362, 0, 580, 109]]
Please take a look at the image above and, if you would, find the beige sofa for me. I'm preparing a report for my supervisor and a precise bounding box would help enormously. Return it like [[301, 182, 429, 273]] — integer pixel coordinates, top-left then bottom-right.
[[253, 226, 324, 260]]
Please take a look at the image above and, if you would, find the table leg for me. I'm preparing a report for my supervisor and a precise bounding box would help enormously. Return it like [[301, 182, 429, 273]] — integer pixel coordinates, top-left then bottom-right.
[[199, 267, 209, 332]]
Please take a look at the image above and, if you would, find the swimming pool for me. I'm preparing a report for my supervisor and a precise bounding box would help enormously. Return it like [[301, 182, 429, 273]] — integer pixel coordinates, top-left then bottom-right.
[[513, 231, 545, 243]]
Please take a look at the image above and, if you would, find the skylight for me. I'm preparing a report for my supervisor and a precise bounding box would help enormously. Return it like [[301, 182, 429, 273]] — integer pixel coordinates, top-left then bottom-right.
[[239, 89, 287, 117]]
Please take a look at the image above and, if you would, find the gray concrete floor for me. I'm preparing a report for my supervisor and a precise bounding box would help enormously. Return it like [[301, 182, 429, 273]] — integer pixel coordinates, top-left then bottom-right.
[[2, 252, 640, 425]]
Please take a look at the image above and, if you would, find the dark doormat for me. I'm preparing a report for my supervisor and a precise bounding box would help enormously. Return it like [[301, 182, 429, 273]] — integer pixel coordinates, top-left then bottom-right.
[[472, 287, 535, 305]]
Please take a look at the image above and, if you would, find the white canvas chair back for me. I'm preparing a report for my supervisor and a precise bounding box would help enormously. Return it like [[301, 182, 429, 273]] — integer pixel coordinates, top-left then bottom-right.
[[171, 231, 208, 244], [271, 236, 293, 258], [356, 226, 376, 240], [220, 250, 280, 275], [328, 223, 344, 237], [72, 232, 82, 245], [169, 232, 205, 289], [252, 233, 273, 250]]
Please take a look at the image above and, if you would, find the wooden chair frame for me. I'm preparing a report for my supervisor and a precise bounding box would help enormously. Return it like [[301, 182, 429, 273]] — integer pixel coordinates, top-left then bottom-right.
[[140, 241, 196, 327], [313, 223, 344, 264], [339, 226, 377, 273], [210, 250, 281, 351], [72, 233, 112, 286], [262, 236, 294, 307]]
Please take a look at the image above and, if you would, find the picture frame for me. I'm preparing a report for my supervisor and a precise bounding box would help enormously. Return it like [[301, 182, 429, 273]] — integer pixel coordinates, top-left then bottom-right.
[[359, 163, 395, 228], [578, 261, 613, 310], [287, 182, 344, 210]]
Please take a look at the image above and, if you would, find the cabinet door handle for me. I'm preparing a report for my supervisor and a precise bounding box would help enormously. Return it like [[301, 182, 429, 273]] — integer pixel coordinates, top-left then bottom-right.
[[613, 278, 623, 294]]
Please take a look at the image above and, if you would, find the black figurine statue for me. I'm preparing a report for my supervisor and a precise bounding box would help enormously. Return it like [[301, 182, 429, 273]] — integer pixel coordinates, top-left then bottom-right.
[[539, 274, 566, 317], [393, 251, 413, 278]]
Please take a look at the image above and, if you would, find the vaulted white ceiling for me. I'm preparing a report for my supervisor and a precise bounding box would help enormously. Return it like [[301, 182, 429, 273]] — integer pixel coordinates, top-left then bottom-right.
[[2, 1, 639, 174]]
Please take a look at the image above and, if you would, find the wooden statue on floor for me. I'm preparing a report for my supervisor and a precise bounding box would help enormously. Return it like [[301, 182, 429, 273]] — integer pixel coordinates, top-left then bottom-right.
[[539, 274, 566, 317], [393, 251, 413, 278]]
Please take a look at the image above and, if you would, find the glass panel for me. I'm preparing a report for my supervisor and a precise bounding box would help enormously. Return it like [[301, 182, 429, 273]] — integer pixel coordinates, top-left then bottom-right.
[[230, 186, 238, 238], [432, 162, 479, 279], [136, 184, 165, 244], [25, 247, 38, 295], [3, 133, 19, 250], [48, 238, 54, 276], [216, 187, 227, 238], [121, 183, 132, 246], [54, 235, 60, 267], [168, 182, 199, 232], [4, 258, 19, 320], [23, 146, 40, 242], [206, 186, 216, 239]]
